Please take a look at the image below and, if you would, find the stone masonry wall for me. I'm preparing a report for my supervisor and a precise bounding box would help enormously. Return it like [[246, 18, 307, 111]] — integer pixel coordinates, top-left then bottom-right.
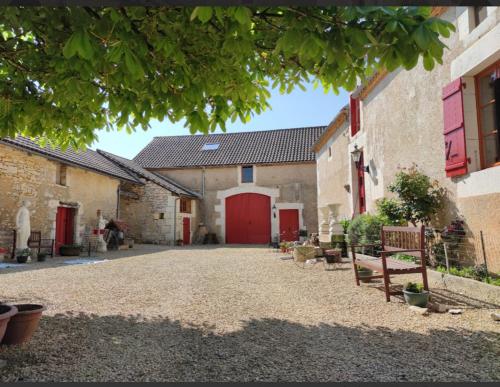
[[0, 144, 120, 245]]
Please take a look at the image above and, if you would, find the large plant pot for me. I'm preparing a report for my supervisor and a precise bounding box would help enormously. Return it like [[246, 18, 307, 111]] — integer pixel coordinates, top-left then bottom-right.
[[403, 290, 430, 307], [1, 304, 45, 346], [16, 255, 29, 263], [0, 305, 18, 343], [59, 246, 81, 256], [357, 268, 374, 283]]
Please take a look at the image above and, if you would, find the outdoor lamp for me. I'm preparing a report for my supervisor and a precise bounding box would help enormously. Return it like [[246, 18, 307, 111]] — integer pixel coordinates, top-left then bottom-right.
[[350, 145, 370, 174], [272, 204, 277, 218]]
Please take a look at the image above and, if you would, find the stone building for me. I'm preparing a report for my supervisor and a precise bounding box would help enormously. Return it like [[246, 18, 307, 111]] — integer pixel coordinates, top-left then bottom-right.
[[0, 137, 199, 253], [314, 6, 500, 271], [134, 127, 323, 244]]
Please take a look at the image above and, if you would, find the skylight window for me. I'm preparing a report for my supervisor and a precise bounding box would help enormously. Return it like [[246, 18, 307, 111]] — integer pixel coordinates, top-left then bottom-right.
[[202, 143, 220, 151]]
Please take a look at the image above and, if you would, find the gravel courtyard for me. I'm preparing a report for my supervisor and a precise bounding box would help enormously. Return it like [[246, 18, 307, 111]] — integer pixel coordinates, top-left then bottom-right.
[[0, 245, 499, 382]]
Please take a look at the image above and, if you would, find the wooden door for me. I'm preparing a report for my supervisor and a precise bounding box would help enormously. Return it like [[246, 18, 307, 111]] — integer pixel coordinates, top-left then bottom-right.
[[55, 206, 75, 253], [226, 193, 271, 244], [182, 217, 190, 245], [357, 152, 366, 214], [279, 209, 299, 242]]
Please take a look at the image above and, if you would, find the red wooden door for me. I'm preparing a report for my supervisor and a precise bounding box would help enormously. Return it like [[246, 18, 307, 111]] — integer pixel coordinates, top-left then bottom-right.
[[182, 217, 190, 245], [357, 152, 366, 214], [279, 209, 299, 242], [226, 193, 271, 244], [55, 207, 75, 253]]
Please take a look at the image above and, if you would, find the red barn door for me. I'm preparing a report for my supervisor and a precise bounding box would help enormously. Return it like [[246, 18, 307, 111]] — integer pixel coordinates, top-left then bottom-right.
[[55, 206, 75, 254], [279, 209, 299, 242], [226, 193, 270, 244], [182, 217, 190, 245]]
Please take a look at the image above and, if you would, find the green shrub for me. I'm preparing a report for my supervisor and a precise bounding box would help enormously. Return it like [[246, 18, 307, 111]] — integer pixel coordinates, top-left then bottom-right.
[[403, 282, 425, 293], [347, 214, 385, 246], [387, 166, 445, 226], [339, 219, 351, 234], [376, 197, 405, 226], [393, 253, 415, 262]]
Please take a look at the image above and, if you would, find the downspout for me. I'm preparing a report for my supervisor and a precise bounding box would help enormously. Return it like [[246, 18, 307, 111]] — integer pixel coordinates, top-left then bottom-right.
[[201, 167, 206, 224], [116, 185, 121, 219], [173, 196, 179, 245]]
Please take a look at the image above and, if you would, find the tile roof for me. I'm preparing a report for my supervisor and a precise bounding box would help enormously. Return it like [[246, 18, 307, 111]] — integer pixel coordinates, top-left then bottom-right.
[[97, 150, 201, 198], [133, 126, 326, 169], [1, 136, 140, 183]]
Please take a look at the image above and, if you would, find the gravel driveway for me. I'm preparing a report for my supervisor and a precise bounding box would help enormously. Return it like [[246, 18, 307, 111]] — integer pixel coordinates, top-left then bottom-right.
[[0, 245, 499, 382]]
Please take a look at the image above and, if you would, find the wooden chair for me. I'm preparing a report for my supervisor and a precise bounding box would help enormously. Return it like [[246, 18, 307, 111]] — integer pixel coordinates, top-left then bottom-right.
[[351, 225, 429, 302], [28, 231, 55, 257]]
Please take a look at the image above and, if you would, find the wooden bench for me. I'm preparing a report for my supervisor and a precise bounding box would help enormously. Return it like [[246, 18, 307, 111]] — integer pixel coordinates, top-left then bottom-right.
[[28, 231, 55, 258], [351, 225, 429, 302]]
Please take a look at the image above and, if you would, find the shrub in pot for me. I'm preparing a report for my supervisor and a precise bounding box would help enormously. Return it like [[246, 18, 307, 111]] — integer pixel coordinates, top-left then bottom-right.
[[16, 248, 31, 263], [356, 265, 374, 283], [59, 244, 81, 256], [403, 282, 430, 307], [37, 252, 47, 262]]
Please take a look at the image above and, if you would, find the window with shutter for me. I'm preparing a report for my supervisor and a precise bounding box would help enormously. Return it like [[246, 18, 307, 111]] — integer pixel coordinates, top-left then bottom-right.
[[442, 78, 468, 177], [350, 95, 360, 136], [475, 61, 500, 169]]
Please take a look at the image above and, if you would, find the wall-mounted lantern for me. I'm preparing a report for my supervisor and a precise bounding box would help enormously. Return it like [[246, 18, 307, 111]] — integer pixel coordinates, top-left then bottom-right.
[[272, 204, 277, 218], [350, 145, 370, 174]]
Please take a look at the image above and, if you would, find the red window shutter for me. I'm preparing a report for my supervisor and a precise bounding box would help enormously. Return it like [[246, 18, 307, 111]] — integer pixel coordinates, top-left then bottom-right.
[[442, 78, 468, 177], [350, 95, 360, 136]]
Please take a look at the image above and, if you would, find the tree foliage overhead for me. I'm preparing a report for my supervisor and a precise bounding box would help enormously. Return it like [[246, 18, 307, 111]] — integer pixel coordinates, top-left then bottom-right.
[[0, 6, 455, 148]]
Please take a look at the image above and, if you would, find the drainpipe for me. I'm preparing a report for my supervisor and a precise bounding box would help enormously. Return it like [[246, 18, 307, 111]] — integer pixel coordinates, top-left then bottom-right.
[[116, 186, 121, 219], [201, 167, 206, 198], [172, 196, 179, 245]]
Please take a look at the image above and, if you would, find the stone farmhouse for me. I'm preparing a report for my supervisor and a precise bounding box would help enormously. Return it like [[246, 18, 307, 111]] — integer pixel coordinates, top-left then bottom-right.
[[0, 136, 199, 253], [0, 126, 322, 251], [134, 127, 323, 244], [314, 6, 500, 271]]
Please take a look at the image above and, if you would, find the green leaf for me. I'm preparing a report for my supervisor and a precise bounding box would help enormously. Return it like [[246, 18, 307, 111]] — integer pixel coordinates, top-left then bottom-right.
[[234, 7, 252, 25], [192, 7, 213, 23], [413, 26, 431, 50], [423, 53, 434, 71]]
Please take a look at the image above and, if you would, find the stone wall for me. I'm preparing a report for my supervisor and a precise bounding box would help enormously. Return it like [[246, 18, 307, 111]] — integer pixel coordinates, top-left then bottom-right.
[[0, 144, 120, 244], [120, 180, 199, 245], [156, 162, 318, 243], [315, 122, 351, 241], [328, 7, 500, 271]]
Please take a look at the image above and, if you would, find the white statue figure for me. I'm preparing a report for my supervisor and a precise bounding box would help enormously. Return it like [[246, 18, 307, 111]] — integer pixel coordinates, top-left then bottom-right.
[[15, 200, 31, 250], [96, 212, 107, 252]]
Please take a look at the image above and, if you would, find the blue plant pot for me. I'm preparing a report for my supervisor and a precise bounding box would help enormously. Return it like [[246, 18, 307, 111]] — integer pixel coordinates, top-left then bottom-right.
[[403, 290, 430, 307]]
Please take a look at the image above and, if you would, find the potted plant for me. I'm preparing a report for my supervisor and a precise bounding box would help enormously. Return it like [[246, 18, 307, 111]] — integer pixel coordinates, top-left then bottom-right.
[[324, 248, 341, 264], [298, 229, 308, 242], [37, 252, 47, 262], [16, 248, 31, 264], [59, 244, 82, 256], [279, 241, 290, 253], [403, 282, 430, 307], [356, 265, 374, 283], [1, 304, 46, 346]]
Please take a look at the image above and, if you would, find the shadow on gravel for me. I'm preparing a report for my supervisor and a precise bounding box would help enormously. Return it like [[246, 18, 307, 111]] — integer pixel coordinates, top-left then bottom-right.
[[0, 312, 498, 382]]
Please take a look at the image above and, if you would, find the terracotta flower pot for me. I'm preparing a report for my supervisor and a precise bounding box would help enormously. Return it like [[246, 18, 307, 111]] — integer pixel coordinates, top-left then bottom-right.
[[1, 304, 45, 346], [0, 305, 18, 343]]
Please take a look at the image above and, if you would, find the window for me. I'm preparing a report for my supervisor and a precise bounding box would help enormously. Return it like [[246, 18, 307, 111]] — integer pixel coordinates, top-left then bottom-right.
[[473, 7, 488, 29], [241, 165, 253, 183], [56, 164, 67, 186], [180, 198, 191, 213], [476, 61, 500, 168], [202, 143, 219, 151], [158, 212, 165, 220]]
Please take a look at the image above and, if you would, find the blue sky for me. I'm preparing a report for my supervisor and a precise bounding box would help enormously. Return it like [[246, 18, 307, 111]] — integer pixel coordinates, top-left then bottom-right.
[[90, 81, 349, 159]]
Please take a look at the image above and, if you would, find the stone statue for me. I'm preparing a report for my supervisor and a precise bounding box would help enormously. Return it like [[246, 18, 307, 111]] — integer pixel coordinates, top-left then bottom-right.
[[96, 212, 107, 253], [15, 200, 31, 250]]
